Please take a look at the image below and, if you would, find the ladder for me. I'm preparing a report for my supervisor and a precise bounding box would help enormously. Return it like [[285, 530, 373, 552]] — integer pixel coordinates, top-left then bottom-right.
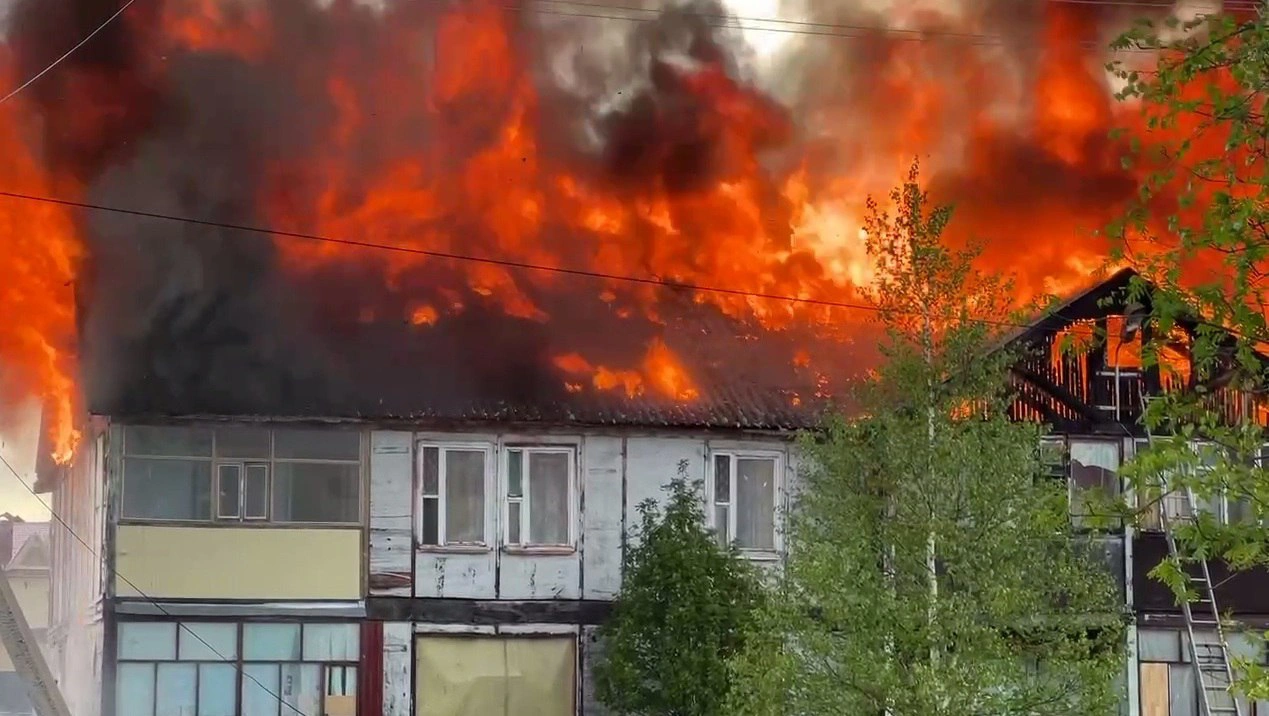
[[1150, 447, 1244, 716], [0, 566, 71, 716], [1157, 486, 1242, 715]]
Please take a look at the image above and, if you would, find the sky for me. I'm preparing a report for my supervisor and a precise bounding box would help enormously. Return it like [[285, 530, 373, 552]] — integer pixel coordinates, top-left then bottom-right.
[[0, 399, 49, 520]]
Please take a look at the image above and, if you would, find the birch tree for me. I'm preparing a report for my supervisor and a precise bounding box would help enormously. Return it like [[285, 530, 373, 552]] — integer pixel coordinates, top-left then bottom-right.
[[727, 163, 1125, 716]]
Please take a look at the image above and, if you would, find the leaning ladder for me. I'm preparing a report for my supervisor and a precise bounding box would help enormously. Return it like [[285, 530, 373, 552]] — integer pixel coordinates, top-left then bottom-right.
[[1145, 415, 1244, 716], [0, 567, 71, 716]]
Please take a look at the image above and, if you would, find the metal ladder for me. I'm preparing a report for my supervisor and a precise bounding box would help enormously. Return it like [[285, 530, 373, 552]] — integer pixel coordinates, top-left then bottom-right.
[[1154, 467, 1244, 716], [0, 567, 71, 716]]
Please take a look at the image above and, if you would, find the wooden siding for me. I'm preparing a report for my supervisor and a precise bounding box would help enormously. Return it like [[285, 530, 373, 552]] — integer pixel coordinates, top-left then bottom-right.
[[369, 432, 413, 596], [368, 429, 788, 603]]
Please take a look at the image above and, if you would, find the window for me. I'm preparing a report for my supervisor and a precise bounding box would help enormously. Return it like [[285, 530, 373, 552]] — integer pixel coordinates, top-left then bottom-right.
[[418, 443, 491, 547], [1141, 441, 1240, 530], [503, 447, 574, 547], [121, 426, 362, 524], [415, 636, 575, 716], [116, 621, 359, 716], [710, 452, 779, 551], [1069, 440, 1120, 530]]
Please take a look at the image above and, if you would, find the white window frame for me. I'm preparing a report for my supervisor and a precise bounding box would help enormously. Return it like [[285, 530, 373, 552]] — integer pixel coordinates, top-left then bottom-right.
[[415, 441, 495, 549], [707, 449, 783, 556], [214, 461, 270, 522], [500, 445, 578, 550]]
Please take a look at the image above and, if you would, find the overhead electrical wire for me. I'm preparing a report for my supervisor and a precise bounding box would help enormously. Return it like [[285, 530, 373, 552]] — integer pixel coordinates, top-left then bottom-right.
[[0, 0, 139, 105], [0, 188, 1105, 333], [0, 0, 1256, 105], [0, 452, 312, 716]]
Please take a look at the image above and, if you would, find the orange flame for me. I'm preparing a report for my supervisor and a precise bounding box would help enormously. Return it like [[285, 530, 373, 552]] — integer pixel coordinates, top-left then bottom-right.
[[0, 54, 82, 463]]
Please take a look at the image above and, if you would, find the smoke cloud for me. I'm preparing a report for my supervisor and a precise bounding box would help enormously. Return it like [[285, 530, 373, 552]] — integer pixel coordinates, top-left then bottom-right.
[[0, 0, 1187, 424]]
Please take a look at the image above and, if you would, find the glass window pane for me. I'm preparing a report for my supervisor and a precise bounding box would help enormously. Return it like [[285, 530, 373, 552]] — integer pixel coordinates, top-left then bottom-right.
[[178, 622, 237, 661], [218, 464, 242, 519], [422, 448, 439, 495], [281, 663, 322, 715], [529, 452, 570, 545], [272, 463, 360, 523], [119, 622, 177, 660], [156, 662, 197, 715], [714, 505, 729, 548], [245, 464, 269, 519], [116, 663, 155, 716], [714, 454, 730, 503], [198, 664, 237, 716], [508, 505, 521, 544], [328, 665, 357, 696], [1070, 441, 1120, 529], [242, 663, 281, 716], [123, 459, 212, 520], [302, 623, 360, 661], [507, 450, 523, 497], [736, 458, 776, 550], [216, 427, 271, 459], [243, 624, 301, 661], [446, 450, 485, 543], [126, 426, 213, 457], [273, 429, 360, 460], [421, 498, 439, 545]]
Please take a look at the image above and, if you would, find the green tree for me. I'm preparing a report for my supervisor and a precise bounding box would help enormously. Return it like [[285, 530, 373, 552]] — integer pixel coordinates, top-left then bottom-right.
[[594, 462, 764, 716], [728, 164, 1125, 715], [1108, 9, 1269, 696]]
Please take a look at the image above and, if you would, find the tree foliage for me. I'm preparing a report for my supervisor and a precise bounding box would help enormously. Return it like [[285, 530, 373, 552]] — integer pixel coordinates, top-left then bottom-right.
[[1108, 8, 1269, 695], [594, 463, 764, 716], [727, 164, 1125, 716]]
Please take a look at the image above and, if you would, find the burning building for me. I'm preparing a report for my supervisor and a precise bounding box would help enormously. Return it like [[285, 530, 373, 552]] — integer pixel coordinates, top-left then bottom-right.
[[0, 0, 1258, 713]]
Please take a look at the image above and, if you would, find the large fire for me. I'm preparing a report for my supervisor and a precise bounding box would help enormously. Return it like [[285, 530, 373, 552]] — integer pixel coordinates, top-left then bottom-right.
[[0, 0, 1232, 463]]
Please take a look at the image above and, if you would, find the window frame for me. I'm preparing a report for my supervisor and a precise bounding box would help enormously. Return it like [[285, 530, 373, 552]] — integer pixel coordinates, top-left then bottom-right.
[[500, 444, 578, 551], [415, 440, 495, 550], [1066, 438, 1123, 532], [114, 619, 361, 716], [119, 425, 364, 527], [707, 448, 783, 557]]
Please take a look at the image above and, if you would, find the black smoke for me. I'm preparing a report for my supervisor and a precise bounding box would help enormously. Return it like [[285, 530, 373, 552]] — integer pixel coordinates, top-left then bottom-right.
[[5, 0, 834, 421]]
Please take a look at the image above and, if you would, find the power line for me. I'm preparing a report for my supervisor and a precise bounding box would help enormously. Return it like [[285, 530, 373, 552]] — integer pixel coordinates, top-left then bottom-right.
[[0, 0, 139, 105], [0, 452, 311, 716], [536, 0, 1260, 36], [0, 188, 1069, 331], [511, 0, 1252, 49]]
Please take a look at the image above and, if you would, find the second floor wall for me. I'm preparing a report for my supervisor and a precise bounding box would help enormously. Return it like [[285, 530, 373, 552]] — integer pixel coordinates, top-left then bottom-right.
[[368, 429, 795, 601], [59, 421, 795, 605]]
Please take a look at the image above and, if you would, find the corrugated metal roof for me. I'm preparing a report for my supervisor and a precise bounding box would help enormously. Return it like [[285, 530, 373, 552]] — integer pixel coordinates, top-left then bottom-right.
[[85, 295, 859, 430]]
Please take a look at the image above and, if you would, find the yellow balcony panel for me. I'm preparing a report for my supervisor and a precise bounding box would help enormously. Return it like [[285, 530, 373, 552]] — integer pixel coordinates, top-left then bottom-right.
[[115, 525, 362, 600]]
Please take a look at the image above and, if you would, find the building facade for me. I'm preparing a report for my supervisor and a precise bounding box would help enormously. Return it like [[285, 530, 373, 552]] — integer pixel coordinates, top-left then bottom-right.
[[1009, 268, 1269, 716], [42, 417, 795, 716], [37, 267, 1269, 715]]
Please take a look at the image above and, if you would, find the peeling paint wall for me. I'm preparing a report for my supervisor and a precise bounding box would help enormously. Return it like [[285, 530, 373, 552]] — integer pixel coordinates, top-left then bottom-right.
[[369, 428, 791, 602]]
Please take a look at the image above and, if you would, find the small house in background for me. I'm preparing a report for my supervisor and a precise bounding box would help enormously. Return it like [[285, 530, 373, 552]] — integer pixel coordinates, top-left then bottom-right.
[[1, 515, 50, 716]]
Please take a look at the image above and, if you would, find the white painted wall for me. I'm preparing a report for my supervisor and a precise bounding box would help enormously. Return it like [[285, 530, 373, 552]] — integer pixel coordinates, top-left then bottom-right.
[[46, 426, 107, 716], [368, 428, 793, 602]]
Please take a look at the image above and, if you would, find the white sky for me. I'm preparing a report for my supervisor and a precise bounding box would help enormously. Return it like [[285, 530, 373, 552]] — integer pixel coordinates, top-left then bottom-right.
[[0, 399, 48, 520]]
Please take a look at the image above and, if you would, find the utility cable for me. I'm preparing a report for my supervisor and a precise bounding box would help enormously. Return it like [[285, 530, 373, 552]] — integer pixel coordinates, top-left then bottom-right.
[[0, 0, 139, 106]]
